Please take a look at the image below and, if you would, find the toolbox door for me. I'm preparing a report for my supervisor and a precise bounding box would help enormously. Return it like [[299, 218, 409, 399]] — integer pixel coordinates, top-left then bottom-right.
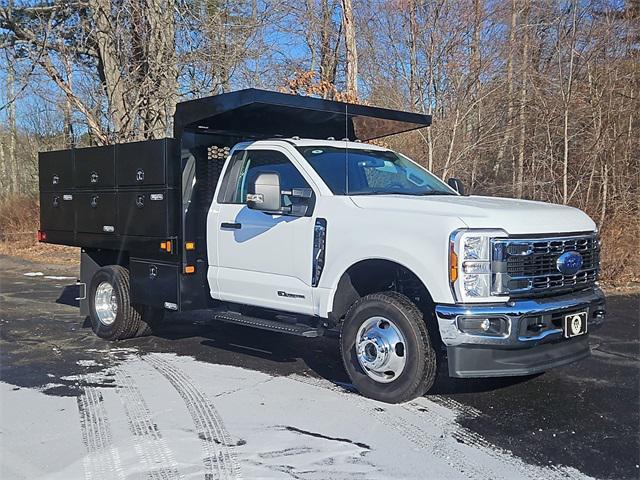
[[130, 258, 179, 308], [117, 189, 177, 237], [74, 145, 115, 188], [76, 192, 117, 234], [40, 192, 75, 231], [116, 139, 171, 187], [39, 150, 73, 192]]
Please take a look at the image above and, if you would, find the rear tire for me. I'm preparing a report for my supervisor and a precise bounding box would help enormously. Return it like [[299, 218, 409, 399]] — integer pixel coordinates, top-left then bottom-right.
[[88, 265, 148, 341], [340, 291, 437, 403]]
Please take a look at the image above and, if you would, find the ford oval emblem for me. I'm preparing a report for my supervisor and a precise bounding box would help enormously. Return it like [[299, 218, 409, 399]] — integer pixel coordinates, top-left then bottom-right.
[[557, 251, 583, 275]]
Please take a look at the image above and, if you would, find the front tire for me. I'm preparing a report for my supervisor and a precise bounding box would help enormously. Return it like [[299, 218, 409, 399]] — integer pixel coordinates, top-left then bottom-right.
[[88, 265, 149, 341], [340, 291, 437, 403]]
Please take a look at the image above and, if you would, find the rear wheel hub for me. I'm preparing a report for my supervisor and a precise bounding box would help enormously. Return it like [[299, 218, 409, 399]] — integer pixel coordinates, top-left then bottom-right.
[[94, 281, 117, 326]]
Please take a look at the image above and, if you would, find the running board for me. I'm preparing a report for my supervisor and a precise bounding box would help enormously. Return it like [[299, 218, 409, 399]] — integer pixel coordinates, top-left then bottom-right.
[[212, 311, 323, 337]]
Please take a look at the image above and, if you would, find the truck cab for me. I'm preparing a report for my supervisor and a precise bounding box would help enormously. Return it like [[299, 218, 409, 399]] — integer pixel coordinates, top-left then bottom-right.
[[38, 89, 605, 403]]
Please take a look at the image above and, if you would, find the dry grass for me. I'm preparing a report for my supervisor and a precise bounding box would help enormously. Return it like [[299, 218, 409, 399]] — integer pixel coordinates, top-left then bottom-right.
[[1, 194, 638, 286], [598, 212, 640, 288], [0, 195, 78, 266]]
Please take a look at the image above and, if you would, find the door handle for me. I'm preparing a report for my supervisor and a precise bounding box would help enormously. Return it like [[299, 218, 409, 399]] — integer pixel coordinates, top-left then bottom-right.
[[220, 222, 242, 230]]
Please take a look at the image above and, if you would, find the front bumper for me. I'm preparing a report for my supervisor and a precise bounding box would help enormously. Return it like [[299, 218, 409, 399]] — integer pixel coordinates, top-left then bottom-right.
[[435, 288, 605, 378]]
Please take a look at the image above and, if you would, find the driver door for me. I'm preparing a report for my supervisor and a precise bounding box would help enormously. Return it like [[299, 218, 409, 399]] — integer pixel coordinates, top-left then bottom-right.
[[208, 146, 316, 315]]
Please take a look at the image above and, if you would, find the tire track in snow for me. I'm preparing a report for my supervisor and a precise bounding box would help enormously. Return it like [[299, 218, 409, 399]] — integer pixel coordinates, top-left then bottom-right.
[[113, 365, 182, 479], [429, 395, 482, 418], [144, 354, 241, 480], [288, 374, 592, 480], [402, 399, 589, 480], [77, 386, 125, 480]]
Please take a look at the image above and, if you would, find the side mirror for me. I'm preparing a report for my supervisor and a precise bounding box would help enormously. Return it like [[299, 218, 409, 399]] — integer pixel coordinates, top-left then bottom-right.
[[447, 177, 465, 195], [247, 172, 282, 212]]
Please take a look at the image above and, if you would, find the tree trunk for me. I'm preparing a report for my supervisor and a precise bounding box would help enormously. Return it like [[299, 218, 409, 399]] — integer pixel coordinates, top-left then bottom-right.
[[145, 0, 178, 138], [470, 0, 483, 190], [319, 0, 338, 93], [62, 55, 75, 148], [598, 162, 608, 230], [305, 0, 318, 72], [494, 0, 517, 179], [426, 31, 437, 172], [562, 0, 578, 204], [341, 0, 358, 99], [88, 0, 129, 139], [7, 49, 17, 194], [408, 0, 419, 108], [442, 108, 460, 180], [516, 2, 529, 198]]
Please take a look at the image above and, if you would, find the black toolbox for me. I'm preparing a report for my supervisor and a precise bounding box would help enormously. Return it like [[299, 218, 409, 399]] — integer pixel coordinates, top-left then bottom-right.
[[38, 138, 179, 244]]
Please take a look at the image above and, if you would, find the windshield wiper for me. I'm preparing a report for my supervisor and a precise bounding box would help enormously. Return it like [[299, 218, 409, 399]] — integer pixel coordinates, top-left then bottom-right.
[[349, 191, 454, 196], [349, 191, 412, 196], [415, 191, 456, 196]]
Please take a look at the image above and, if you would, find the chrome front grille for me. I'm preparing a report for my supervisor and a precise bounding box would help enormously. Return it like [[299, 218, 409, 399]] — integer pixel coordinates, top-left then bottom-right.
[[492, 233, 600, 298]]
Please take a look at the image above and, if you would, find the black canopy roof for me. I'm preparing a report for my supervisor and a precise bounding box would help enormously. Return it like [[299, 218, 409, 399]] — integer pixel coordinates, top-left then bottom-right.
[[173, 88, 431, 141]]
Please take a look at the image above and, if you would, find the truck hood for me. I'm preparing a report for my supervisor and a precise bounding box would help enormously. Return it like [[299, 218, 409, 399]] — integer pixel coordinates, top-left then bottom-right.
[[349, 194, 596, 235]]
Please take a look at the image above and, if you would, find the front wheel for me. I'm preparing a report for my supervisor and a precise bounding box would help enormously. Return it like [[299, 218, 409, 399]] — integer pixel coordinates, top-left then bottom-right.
[[340, 292, 437, 403]]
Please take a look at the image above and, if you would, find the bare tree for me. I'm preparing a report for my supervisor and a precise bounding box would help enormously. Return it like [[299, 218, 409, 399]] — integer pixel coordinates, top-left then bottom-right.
[[341, 0, 358, 99], [1, 0, 178, 143], [559, 0, 579, 204], [494, 0, 518, 179], [6, 47, 17, 194], [516, 0, 530, 198], [0, 0, 637, 282]]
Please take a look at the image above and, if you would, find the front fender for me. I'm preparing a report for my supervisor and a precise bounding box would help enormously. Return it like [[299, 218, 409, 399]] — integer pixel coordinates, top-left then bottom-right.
[[312, 205, 465, 317]]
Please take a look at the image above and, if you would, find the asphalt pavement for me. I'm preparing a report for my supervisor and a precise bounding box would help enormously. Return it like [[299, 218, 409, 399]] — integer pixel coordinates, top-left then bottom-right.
[[0, 254, 638, 479]]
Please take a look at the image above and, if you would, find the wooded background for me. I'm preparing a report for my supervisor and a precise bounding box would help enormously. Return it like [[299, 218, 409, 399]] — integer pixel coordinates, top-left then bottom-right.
[[0, 0, 638, 282]]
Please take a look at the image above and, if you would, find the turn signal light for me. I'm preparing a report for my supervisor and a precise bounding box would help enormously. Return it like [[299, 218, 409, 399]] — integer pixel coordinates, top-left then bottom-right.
[[184, 265, 195, 274], [160, 240, 173, 253], [185, 241, 196, 251], [449, 245, 458, 283], [37, 230, 46, 242]]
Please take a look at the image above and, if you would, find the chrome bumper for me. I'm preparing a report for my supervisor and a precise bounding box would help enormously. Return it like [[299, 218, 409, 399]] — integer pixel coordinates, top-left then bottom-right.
[[435, 287, 606, 348]]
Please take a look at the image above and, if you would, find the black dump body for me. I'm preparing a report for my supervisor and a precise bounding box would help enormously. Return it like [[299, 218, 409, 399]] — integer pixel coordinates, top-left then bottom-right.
[[38, 88, 431, 311]]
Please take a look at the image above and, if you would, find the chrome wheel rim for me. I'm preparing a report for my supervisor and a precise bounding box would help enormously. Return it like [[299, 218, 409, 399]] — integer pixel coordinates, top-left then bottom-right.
[[95, 281, 117, 326], [355, 316, 407, 383]]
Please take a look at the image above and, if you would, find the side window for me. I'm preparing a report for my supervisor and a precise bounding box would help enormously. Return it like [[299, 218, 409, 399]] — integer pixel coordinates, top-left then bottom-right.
[[217, 149, 312, 205], [217, 150, 247, 204]]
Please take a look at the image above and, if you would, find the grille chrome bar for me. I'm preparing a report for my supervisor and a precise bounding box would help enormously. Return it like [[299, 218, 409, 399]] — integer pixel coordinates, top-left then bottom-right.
[[491, 233, 599, 298]]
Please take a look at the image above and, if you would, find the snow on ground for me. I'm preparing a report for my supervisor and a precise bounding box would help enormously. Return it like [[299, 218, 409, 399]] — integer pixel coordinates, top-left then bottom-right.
[[0, 352, 594, 480]]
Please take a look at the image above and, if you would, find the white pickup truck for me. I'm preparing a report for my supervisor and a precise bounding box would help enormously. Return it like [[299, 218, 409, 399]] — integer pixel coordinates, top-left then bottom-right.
[[38, 89, 606, 403]]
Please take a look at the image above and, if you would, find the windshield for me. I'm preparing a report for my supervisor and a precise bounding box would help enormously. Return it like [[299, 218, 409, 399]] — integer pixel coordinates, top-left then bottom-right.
[[296, 146, 455, 196]]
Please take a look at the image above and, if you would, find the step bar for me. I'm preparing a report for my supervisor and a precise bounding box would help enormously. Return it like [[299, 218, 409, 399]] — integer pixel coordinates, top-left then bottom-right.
[[212, 311, 323, 338]]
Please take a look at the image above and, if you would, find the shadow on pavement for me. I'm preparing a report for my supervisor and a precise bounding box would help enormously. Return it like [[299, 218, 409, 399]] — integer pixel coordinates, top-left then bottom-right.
[[56, 284, 80, 308], [144, 313, 537, 396]]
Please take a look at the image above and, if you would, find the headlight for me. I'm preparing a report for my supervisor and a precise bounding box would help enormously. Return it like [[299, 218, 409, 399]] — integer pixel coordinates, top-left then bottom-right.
[[449, 229, 508, 303]]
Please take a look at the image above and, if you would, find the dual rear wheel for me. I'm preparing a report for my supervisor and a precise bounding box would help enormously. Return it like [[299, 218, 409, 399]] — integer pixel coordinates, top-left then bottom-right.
[[88, 265, 163, 341]]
